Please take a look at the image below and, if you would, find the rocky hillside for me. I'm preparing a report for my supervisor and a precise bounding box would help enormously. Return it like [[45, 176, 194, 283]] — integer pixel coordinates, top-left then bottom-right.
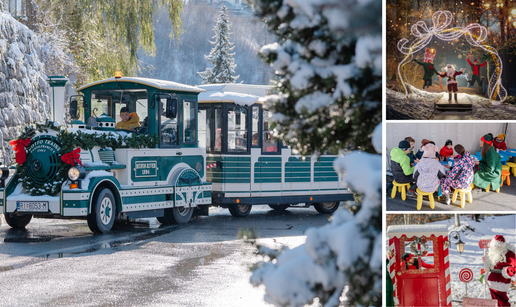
[[0, 11, 51, 164]]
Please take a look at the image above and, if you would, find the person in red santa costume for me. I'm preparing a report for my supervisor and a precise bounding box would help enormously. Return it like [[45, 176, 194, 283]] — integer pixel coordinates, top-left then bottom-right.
[[483, 235, 516, 307], [401, 253, 435, 270], [438, 64, 466, 102]]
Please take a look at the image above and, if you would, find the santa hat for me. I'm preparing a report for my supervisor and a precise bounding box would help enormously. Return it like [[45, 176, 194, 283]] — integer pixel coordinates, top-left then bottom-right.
[[481, 134, 493, 146], [422, 143, 439, 158], [489, 235, 506, 249], [402, 253, 413, 262]]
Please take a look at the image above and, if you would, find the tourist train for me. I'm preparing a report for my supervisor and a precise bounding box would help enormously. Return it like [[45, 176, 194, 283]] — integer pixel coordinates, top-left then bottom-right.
[[1, 74, 353, 233]]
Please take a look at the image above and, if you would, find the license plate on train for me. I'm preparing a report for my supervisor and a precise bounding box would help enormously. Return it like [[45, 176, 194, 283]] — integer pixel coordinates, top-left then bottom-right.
[[17, 202, 48, 212]]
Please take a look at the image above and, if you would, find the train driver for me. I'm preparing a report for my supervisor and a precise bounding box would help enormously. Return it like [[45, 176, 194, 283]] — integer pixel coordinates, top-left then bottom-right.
[[116, 107, 141, 131]]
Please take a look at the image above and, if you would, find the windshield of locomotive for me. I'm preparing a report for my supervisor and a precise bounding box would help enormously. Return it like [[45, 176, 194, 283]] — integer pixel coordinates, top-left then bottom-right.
[[91, 89, 148, 132]]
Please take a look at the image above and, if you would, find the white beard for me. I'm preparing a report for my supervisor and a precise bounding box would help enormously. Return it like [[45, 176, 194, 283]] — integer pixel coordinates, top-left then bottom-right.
[[484, 243, 515, 271], [447, 67, 455, 78]]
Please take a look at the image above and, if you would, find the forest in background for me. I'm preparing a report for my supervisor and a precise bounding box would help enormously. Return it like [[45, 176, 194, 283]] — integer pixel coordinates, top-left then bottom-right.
[[137, 2, 274, 85]]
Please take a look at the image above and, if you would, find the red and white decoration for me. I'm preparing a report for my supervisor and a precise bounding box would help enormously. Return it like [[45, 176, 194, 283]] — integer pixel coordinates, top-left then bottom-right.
[[459, 268, 474, 283], [459, 268, 474, 297], [387, 225, 452, 307], [206, 163, 217, 169]]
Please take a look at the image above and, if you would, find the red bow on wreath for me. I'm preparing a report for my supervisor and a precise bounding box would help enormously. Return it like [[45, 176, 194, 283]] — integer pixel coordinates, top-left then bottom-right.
[[10, 138, 31, 165], [61, 148, 83, 166]]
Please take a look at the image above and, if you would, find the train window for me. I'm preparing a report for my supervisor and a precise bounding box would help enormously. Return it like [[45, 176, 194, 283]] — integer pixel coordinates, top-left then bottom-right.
[[199, 108, 211, 151], [183, 100, 196, 144], [263, 110, 279, 153], [91, 90, 148, 132], [160, 114, 178, 146], [251, 106, 260, 147], [227, 106, 248, 153], [214, 107, 223, 152]]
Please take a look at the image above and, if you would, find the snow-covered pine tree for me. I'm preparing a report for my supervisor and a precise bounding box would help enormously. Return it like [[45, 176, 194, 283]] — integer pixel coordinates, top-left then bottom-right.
[[247, 0, 382, 306], [197, 5, 239, 84], [251, 0, 381, 155]]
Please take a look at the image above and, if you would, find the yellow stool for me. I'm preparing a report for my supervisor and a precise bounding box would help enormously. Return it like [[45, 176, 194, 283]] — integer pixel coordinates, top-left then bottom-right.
[[506, 162, 516, 176], [501, 170, 511, 187], [452, 187, 473, 208], [485, 183, 500, 193], [391, 181, 411, 201], [416, 188, 435, 210], [502, 165, 510, 172]]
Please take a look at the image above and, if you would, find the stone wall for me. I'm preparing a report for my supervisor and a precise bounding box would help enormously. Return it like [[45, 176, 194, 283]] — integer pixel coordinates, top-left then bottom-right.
[[0, 11, 51, 164]]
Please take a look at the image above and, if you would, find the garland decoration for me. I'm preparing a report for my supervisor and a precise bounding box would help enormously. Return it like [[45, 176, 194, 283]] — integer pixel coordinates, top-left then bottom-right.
[[409, 237, 429, 257], [13, 120, 159, 196], [9, 138, 31, 165]]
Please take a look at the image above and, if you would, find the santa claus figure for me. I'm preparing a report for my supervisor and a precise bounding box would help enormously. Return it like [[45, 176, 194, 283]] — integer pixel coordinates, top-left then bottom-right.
[[483, 235, 516, 306], [438, 64, 466, 102]]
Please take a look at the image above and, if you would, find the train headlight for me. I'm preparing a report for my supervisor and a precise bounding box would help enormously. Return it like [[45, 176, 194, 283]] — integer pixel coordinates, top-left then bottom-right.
[[68, 166, 86, 181], [68, 167, 81, 181], [195, 162, 202, 172]]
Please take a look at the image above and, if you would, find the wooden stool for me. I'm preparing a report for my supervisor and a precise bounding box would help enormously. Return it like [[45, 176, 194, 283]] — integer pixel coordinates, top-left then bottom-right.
[[391, 181, 411, 201], [485, 183, 500, 193], [452, 187, 473, 208], [501, 170, 511, 187], [506, 162, 516, 176], [416, 188, 435, 210]]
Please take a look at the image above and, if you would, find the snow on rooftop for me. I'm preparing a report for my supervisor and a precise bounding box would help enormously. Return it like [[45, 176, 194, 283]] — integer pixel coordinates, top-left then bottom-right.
[[387, 224, 449, 238], [197, 83, 274, 96], [198, 91, 260, 106], [77, 77, 205, 93]]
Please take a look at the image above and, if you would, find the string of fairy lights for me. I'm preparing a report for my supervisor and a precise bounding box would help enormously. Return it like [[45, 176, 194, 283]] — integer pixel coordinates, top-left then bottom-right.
[[397, 10, 507, 104]]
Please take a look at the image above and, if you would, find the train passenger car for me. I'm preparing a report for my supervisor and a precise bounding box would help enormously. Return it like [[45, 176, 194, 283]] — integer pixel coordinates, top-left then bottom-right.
[[2, 75, 212, 233], [197, 84, 354, 217]]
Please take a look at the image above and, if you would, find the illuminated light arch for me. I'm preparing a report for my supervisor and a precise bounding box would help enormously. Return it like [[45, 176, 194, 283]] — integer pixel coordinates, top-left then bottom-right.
[[397, 11, 507, 105]]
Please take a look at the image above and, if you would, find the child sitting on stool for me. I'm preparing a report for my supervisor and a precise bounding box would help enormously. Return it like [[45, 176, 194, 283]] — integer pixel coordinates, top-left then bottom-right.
[[439, 139, 453, 162]]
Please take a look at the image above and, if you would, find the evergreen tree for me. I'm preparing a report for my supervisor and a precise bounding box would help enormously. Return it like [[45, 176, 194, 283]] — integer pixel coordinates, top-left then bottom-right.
[[197, 5, 239, 84], [247, 0, 382, 306], [251, 0, 381, 155]]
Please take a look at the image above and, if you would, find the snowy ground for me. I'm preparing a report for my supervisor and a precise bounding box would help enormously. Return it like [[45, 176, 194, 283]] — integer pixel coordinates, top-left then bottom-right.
[[387, 215, 516, 305], [386, 85, 516, 120]]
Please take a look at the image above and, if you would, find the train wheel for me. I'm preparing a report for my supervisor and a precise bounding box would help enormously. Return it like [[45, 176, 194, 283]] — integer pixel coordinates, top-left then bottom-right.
[[87, 188, 116, 234], [159, 206, 193, 225], [4, 214, 32, 229], [268, 204, 289, 212], [313, 202, 339, 214], [228, 204, 251, 217]]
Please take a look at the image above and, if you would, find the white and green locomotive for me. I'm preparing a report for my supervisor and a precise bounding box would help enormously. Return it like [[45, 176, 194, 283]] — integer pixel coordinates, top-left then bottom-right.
[[2, 76, 212, 233], [1, 76, 353, 233]]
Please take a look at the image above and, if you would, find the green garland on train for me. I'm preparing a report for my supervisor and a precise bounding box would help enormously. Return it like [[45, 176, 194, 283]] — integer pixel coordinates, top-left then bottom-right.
[[13, 120, 159, 196]]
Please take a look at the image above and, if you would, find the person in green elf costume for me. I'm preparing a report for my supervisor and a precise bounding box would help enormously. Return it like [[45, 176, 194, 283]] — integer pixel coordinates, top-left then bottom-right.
[[413, 48, 440, 89], [473, 134, 502, 191]]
